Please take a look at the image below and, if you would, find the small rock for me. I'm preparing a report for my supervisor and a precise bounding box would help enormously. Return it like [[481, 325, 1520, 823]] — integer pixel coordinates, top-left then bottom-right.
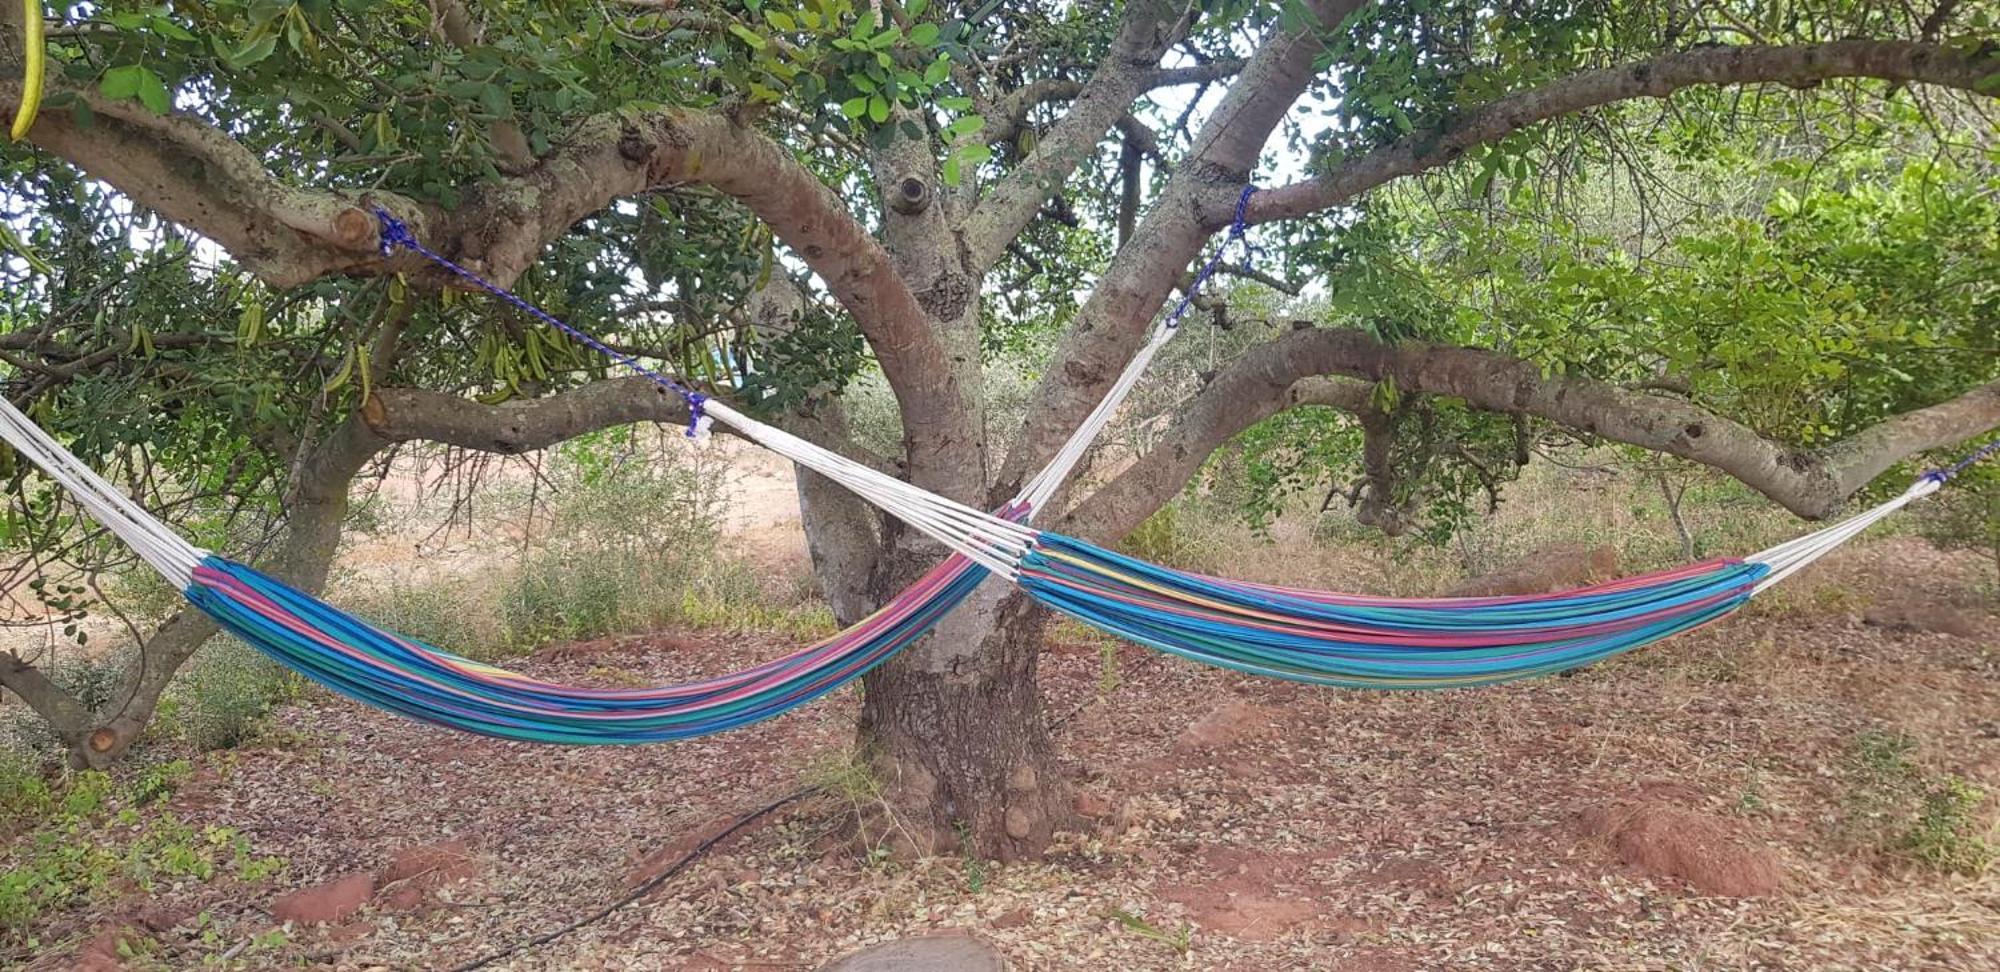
[[990, 907, 1031, 929], [817, 933, 1007, 971], [1002, 806, 1033, 840], [72, 925, 146, 972], [271, 872, 377, 925]]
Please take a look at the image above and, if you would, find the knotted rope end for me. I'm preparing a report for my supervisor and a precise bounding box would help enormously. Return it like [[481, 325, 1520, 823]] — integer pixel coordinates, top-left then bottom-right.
[[372, 206, 414, 256], [685, 392, 710, 439]]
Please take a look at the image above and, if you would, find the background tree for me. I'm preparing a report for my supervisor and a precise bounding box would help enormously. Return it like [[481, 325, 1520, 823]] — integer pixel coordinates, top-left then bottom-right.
[[0, 1, 1996, 858]]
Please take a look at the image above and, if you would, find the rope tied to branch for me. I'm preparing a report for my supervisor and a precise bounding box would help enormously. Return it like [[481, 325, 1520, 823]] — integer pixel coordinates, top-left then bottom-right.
[[1163, 184, 1258, 329], [373, 207, 711, 438], [1923, 436, 2000, 485]]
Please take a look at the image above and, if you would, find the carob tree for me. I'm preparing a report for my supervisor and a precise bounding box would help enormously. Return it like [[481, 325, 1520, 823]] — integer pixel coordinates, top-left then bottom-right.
[[0, 1, 1995, 858]]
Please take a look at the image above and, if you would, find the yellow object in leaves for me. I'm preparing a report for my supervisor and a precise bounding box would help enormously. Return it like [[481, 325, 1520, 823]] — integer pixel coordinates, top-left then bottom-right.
[[10, 0, 45, 141]]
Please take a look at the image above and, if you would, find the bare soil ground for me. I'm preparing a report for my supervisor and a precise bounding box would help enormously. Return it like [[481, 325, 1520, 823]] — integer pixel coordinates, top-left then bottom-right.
[[11, 532, 1998, 971]]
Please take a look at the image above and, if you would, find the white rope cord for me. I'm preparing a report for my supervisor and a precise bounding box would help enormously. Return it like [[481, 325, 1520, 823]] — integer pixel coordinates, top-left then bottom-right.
[[0, 395, 205, 588], [1744, 477, 1940, 594], [1015, 322, 1177, 513], [701, 400, 1037, 576], [697, 311, 1187, 573]]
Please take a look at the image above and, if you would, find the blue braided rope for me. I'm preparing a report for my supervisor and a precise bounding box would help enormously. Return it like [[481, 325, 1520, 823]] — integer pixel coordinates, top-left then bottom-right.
[[1924, 436, 2000, 484], [373, 208, 710, 436], [1164, 185, 1258, 329]]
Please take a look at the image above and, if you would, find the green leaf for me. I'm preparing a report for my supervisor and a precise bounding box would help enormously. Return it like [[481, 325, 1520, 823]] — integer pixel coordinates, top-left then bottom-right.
[[942, 154, 962, 186], [868, 94, 890, 123], [907, 0, 930, 16], [227, 33, 279, 69], [957, 142, 992, 165], [1976, 71, 2000, 95], [478, 83, 510, 118], [134, 68, 172, 114], [909, 23, 939, 46], [946, 115, 984, 138], [936, 95, 972, 111], [728, 23, 769, 50], [764, 10, 796, 31], [99, 65, 145, 100], [924, 57, 950, 86], [841, 96, 869, 119]]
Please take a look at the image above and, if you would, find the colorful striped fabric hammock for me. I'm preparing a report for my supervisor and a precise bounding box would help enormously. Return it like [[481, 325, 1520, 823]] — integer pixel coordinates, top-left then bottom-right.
[[0, 193, 1988, 745]]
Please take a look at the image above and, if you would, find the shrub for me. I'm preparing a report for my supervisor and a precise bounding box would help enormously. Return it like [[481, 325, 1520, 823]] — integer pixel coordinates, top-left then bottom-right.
[[1841, 727, 1996, 875], [0, 763, 282, 937], [499, 429, 729, 646], [163, 637, 302, 752], [1899, 777, 1994, 876]]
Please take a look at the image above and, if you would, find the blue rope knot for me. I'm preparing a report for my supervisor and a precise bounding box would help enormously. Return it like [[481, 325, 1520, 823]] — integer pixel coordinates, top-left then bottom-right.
[[684, 391, 709, 438], [1923, 436, 2000, 485], [1229, 183, 1256, 240], [372, 206, 414, 256]]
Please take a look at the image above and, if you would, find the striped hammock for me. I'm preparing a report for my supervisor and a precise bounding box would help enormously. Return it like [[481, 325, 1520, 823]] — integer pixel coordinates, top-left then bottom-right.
[[0, 196, 1984, 745]]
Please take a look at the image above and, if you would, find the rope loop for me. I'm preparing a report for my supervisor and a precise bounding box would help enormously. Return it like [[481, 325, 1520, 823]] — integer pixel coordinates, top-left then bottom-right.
[[684, 391, 710, 439], [373, 206, 415, 255]]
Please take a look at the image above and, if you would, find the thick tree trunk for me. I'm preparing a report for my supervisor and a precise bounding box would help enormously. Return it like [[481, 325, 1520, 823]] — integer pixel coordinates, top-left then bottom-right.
[[835, 134, 1074, 860], [856, 566, 1069, 862]]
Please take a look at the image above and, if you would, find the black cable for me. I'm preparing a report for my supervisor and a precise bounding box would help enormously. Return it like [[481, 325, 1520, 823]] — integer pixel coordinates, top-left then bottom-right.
[[451, 786, 818, 972]]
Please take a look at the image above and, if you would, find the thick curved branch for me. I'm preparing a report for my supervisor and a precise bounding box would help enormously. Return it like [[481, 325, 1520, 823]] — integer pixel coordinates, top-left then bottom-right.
[[6, 81, 959, 452], [1059, 335, 1370, 540], [962, 0, 1194, 271], [8, 81, 394, 287], [1247, 40, 2000, 225], [1219, 327, 2000, 519], [363, 377, 695, 453]]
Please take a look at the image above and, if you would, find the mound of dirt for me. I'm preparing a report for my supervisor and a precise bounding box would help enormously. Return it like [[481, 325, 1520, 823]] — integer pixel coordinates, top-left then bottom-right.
[[1580, 794, 1784, 897], [1173, 699, 1282, 755]]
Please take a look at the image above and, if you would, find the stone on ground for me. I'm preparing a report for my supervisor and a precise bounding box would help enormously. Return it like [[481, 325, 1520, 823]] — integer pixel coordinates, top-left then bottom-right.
[[817, 933, 1006, 971], [270, 871, 377, 925]]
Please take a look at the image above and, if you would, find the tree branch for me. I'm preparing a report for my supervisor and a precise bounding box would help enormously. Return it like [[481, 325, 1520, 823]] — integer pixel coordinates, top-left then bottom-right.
[[980, 58, 1246, 145], [1057, 329, 1372, 541], [5, 82, 959, 459], [360, 377, 898, 476], [1247, 40, 2000, 226], [1224, 327, 2000, 519], [961, 0, 1194, 271], [993, 0, 1366, 503]]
